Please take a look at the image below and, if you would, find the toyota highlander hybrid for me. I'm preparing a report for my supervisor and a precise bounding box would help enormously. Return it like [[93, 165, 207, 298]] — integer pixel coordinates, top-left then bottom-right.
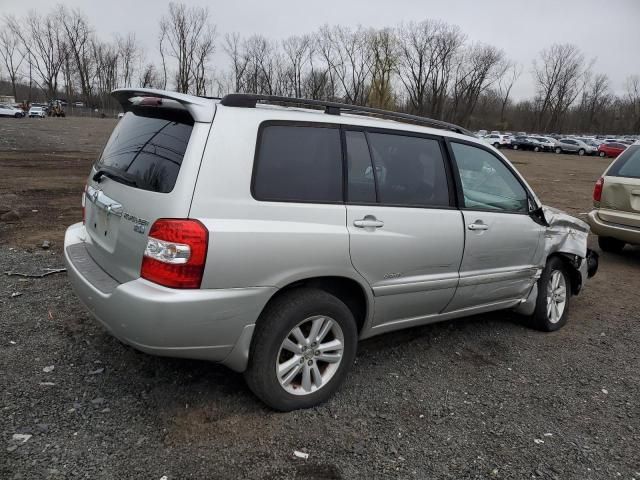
[[65, 89, 598, 410]]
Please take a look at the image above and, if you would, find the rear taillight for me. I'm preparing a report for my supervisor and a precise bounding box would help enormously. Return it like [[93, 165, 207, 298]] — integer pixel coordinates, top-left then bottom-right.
[[141, 219, 209, 289], [593, 177, 604, 203]]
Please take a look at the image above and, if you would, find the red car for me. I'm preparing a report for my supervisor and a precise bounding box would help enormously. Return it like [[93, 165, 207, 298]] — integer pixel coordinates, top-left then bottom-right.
[[598, 142, 627, 158]]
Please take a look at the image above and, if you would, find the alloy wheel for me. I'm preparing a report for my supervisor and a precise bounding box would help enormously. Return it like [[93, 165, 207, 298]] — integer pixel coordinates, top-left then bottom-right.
[[546, 270, 567, 324], [276, 315, 344, 395]]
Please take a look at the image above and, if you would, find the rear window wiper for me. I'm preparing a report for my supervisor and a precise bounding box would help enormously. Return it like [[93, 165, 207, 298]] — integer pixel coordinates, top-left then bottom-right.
[[93, 166, 139, 187]]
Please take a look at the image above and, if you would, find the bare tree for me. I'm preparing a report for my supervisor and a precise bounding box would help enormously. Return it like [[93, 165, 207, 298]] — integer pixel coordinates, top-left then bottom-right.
[[576, 72, 611, 132], [138, 63, 161, 89], [497, 61, 522, 125], [282, 35, 311, 98], [395, 20, 464, 117], [223, 33, 249, 93], [6, 11, 66, 99], [92, 39, 119, 108], [450, 43, 506, 125], [159, 2, 216, 94], [533, 43, 590, 131], [428, 22, 465, 118], [0, 27, 26, 100], [625, 75, 640, 132], [395, 20, 439, 115], [116, 34, 139, 88], [322, 26, 373, 104], [58, 6, 94, 102], [367, 28, 397, 109]]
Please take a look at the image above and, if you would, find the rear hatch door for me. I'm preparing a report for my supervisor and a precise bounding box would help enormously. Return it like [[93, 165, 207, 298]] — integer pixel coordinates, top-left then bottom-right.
[[84, 95, 212, 283], [600, 145, 640, 228]]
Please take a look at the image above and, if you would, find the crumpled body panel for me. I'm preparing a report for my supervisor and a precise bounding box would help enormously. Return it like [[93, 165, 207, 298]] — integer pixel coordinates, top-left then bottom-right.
[[542, 205, 590, 258]]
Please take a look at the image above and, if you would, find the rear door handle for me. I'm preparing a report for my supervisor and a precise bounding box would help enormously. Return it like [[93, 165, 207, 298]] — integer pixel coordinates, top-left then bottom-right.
[[354, 216, 384, 228], [468, 222, 489, 231]]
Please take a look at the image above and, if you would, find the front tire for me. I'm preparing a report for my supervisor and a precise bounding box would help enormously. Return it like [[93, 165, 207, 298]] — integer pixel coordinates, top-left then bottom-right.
[[513, 144, 519, 150], [555, 147, 562, 154], [598, 236, 625, 253], [493, 142, 500, 149], [244, 288, 358, 411], [534, 146, 540, 152], [526, 257, 570, 332], [578, 148, 585, 156]]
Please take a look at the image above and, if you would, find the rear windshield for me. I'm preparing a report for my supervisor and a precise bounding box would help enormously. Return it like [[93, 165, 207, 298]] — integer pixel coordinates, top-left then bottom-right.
[[95, 108, 194, 193], [608, 145, 640, 179]]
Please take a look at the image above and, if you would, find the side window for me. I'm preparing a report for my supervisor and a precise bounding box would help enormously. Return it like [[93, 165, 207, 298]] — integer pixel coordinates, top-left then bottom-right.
[[345, 130, 376, 203], [451, 142, 528, 213], [366, 132, 450, 207], [253, 125, 342, 203]]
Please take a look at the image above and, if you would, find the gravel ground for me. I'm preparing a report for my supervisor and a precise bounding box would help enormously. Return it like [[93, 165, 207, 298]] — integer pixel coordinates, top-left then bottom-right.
[[1, 118, 639, 479]]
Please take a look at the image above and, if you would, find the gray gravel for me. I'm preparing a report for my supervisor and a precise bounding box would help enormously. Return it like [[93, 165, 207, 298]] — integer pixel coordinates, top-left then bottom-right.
[[1, 244, 639, 479]]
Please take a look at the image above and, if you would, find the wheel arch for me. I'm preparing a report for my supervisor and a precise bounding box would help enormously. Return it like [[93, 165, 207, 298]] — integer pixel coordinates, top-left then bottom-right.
[[261, 275, 373, 335]]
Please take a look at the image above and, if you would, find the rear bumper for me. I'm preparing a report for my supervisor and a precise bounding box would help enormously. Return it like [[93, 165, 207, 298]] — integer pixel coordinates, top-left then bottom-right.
[[64, 222, 276, 370], [587, 210, 640, 245]]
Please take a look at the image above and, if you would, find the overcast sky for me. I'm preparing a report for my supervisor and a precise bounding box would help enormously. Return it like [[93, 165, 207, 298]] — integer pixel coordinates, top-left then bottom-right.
[[3, 0, 639, 99]]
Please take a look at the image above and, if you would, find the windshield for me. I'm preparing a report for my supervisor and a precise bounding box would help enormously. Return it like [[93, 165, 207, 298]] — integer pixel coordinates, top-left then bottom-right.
[[95, 107, 194, 193]]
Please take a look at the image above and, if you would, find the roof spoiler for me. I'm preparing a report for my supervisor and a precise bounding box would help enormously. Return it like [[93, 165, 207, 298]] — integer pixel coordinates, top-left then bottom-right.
[[111, 88, 216, 122]]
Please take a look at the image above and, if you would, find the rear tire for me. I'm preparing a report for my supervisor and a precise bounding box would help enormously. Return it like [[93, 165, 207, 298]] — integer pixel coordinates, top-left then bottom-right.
[[599, 151, 606, 157], [493, 142, 500, 149], [244, 288, 358, 411], [534, 146, 540, 152], [526, 257, 570, 332], [598, 236, 625, 253], [555, 147, 562, 154], [513, 144, 519, 150]]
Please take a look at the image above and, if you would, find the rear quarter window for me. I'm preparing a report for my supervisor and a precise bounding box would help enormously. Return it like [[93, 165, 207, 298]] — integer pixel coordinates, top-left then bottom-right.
[[96, 108, 194, 193], [608, 145, 640, 178], [253, 124, 343, 203]]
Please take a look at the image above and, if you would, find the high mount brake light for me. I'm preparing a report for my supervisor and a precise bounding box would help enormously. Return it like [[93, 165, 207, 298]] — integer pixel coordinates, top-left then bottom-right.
[[141, 219, 208, 289], [593, 177, 604, 203], [82, 184, 87, 224]]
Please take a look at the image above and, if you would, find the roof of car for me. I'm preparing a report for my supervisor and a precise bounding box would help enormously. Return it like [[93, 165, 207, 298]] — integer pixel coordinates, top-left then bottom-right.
[[111, 88, 476, 142]]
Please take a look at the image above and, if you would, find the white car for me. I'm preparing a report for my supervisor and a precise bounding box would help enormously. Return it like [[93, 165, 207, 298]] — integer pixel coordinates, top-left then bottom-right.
[[0, 104, 25, 118], [28, 106, 46, 118], [482, 133, 511, 149]]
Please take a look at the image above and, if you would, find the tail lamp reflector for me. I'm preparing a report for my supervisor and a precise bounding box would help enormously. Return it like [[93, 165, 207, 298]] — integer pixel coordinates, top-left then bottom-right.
[[141, 219, 208, 289]]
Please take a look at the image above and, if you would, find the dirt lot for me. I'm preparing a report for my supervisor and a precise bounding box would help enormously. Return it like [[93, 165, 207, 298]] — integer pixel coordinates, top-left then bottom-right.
[[1, 117, 639, 479]]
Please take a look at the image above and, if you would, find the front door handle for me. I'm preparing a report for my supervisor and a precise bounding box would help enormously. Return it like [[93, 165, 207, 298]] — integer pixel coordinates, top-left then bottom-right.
[[354, 216, 384, 229], [468, 221, 489, 231]]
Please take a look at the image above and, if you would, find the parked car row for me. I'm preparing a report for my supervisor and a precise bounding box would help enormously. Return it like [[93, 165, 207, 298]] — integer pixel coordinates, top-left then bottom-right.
[[479, 131, 636, 158]]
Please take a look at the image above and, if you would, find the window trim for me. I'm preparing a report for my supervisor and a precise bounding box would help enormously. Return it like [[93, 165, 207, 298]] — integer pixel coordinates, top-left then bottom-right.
[[250, 120, 345, 205], [445, 137, 534, 215], [343, 125, 458, 210]]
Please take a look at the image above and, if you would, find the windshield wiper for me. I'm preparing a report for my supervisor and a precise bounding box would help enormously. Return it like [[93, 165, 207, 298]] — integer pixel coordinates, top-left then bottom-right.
[[93, 166, 139, 187]]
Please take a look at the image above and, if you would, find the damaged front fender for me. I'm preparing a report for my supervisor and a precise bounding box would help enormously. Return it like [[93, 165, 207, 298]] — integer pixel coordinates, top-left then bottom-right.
[[541, 205, 598, 293]]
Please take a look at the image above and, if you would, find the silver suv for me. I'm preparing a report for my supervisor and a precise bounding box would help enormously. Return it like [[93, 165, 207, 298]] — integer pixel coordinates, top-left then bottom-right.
[[554, 138, 597, 156], [65, 89, 598, 411]]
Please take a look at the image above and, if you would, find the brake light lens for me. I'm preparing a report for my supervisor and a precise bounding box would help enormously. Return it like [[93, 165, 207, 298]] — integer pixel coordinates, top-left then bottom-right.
[[593, 177, 604, 203], [141, 219, 208, 289]]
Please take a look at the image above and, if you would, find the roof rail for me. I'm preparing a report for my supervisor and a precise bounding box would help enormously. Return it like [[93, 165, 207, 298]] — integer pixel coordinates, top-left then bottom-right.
[[219, 93, 474, 137]]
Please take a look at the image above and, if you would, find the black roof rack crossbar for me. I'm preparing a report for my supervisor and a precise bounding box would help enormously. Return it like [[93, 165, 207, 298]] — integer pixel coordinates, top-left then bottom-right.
[[219, 93, 473, 136]]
